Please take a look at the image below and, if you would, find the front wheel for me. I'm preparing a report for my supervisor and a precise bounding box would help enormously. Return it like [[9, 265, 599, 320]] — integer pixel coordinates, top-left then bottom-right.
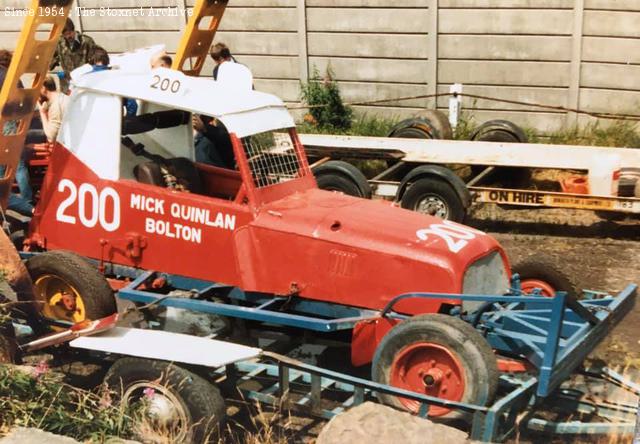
[[372, 314, 498, 420], [104, 357, 225, 443], [401, 177, 465, 222], [511, 256, 578, 298]]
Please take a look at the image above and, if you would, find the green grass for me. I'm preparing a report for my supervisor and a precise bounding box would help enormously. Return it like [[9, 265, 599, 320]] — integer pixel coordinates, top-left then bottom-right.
[[297, 108, 640, 149], [0, 365, 136, 441], [298, 112, 398, 137]]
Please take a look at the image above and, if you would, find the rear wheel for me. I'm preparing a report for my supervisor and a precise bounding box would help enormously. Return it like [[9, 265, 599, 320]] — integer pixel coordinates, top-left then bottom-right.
[[372, 314, 498, 420], [511, 257, 578, 298], [105, 357, 225, 443], [401, 177, 465, 222], [26, 251, 116, 329]]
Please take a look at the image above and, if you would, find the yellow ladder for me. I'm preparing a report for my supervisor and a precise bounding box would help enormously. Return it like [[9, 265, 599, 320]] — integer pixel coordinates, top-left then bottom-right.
[[173, 0, 229, 77], [0, 0, 73, 210]]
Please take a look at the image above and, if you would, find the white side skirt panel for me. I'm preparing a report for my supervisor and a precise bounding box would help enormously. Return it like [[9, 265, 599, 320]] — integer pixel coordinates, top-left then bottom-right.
[[70, 327, 261, 368]]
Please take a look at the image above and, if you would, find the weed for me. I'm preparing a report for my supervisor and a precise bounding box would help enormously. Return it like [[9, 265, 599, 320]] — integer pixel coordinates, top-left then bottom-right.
[[300, 66, 352, 132], [545, 120, 640, 148], [0, 365, 136, 441]]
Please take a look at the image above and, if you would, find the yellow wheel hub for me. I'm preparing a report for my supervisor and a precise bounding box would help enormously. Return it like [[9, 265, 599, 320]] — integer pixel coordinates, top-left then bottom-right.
[[33, 274, 87, 324]]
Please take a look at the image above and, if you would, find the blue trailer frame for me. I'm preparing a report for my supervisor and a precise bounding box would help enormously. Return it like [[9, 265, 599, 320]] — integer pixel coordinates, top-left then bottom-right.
[[17, 253, 639, 441]]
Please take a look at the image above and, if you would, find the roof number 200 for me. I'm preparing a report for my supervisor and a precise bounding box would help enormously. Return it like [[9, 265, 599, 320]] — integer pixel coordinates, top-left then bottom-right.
[[151, 75, 181, 94], [416, 220, 484, 253]]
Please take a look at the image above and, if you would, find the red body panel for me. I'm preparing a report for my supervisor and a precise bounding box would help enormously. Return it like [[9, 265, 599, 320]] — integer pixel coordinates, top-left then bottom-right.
[[31, 142, 508, 316]]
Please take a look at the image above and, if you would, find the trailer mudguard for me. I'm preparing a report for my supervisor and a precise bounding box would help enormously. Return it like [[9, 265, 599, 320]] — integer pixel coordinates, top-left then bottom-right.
[[396, 164, 471, 207]]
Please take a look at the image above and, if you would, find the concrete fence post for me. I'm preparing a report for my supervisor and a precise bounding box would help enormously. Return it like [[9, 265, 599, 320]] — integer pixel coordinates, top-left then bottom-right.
[[567, 0, 585, 127], [426, 0, 439, 110], [297, 0, 309, 84]]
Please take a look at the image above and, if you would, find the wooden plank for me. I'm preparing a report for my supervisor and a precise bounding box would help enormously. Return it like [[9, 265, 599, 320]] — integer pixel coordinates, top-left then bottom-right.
[[581, 63, 640, 91], [435, 85, 568, 111], [438, 60, 570, 87], [439, 35, 572, 61], [439, 9, 573, 35], [297, 134, 640, 169], [308, 33, 429, 58], [219, 7, 297, 32], [583, 10, 640, 38], [306, 8, 429, 33], [215, 31, 298, 56], [308, 57, 429, 83], [582, 37, 640, 64]]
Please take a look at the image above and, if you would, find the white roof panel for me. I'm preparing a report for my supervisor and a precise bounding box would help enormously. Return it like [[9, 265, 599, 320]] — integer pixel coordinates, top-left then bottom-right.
[[69, 45, 294, 137]]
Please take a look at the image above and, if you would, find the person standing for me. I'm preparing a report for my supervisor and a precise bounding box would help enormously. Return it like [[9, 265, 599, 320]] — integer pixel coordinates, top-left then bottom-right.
[[50, 18, 99, 92], [210, 42, 252, 90], [39, 76, 70, 144], [0, 49, 33, 216]]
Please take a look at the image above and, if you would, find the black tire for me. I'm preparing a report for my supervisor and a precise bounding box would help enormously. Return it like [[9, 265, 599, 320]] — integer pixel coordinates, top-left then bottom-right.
[[511, 256, 578, 298], [314, 160, 372, 198], [389, 119, 438, 140], [471, 120, 528, 144], [401, 177, 465, 222], [372, 314, 498, 421], [470, 120, 531, 187], [415, 110, 453, 140], [316, 171, 364, 198], [105, 357, 225, 443], [25, 250, 116, 327]]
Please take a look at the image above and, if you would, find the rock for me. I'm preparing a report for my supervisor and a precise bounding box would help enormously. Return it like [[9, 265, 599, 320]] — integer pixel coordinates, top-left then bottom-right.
[[0, 428, 80, 444], [316, 402, 470, 444], [0, 428, 141, 444]]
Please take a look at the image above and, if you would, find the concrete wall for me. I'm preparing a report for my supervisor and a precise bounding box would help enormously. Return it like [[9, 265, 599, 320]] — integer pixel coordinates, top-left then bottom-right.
[[1, 0, 639, 132]]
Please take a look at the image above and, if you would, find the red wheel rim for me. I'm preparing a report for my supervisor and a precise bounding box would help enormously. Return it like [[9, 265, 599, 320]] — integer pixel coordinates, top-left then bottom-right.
[[520, 279, 556, 297], [389, 342, 465, 417]]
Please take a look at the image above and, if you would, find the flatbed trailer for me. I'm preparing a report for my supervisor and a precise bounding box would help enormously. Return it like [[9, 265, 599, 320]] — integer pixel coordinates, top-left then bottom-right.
[[299, 134, 640, 222]]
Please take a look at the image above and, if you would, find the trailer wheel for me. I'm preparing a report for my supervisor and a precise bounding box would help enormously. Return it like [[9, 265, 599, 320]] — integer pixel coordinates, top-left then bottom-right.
[[105, 357, 225, 443], [511, 257, 578, 298], [470, 120, 531, 187], [314, 160, 372, 198], [372, 314, 498, 420], [401, 177, 464, 222], [26, 251, 116, 328]]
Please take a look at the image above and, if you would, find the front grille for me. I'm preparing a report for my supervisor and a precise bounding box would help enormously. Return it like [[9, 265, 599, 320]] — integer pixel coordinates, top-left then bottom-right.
[[462, 251, 509, 312]]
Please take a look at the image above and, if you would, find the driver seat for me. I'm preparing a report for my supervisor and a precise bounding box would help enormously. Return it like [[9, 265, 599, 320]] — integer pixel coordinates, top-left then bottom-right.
[[134, 157, 204, 194]]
